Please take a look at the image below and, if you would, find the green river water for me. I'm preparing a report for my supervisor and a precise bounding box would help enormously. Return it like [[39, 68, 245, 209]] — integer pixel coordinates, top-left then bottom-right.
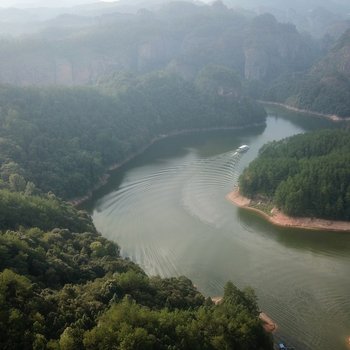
[[83, 107, 350, 350]]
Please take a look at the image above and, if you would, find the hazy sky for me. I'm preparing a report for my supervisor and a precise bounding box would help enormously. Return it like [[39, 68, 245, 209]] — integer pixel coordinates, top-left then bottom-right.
[[0, 0, 210, 8], [0, 0, 101, 7], [0, 0, 347, 11]]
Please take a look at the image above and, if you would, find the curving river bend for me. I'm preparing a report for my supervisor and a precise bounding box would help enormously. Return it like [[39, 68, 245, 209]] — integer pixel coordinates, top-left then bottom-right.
[[83, 107, 350, 350]]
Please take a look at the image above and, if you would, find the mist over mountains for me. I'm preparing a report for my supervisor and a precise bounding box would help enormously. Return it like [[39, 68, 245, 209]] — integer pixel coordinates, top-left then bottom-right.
[[0, 0, 348, 115], [1, 0, 350, 39], [0, 2, 350, 350], [0, 2, 320, 86], [0, 0, 95, 8], [224, 0, 350, 38]]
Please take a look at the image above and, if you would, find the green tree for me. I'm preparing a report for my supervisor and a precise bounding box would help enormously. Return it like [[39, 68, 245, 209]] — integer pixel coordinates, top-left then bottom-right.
[[9, 174, 26, 192]]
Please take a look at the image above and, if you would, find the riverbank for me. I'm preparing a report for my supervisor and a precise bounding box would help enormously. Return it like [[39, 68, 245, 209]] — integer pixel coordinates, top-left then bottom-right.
[[69, 122, 265, 206], [259, 312, 277, 333], [69, 135, 164, 206], [259, 100, 350, 122], [211, 297, 277, 333], [226, 188, 350, 232]]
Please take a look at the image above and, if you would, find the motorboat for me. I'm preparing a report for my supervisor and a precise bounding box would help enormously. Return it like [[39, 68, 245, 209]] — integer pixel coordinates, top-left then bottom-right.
[[237, 144, 249, 153]]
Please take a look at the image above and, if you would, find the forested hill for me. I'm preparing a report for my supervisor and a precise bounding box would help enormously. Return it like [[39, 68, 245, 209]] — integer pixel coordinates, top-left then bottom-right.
[[0, 188, 273, 349], [239, 129, 350, 220], [0, 27, 273, 349], [265, 28, 350, 118], [0, 2, 319, 85], [0, 68, 266, 199]]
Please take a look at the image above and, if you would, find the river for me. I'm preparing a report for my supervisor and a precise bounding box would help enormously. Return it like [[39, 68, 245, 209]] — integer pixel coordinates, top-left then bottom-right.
[[83, 107, 350, 350]]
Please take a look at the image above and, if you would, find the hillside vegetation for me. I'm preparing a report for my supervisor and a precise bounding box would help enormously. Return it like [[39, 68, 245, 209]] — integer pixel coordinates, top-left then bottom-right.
[[1, 2, 346, 349], [239, 129, 350, 220], [0, 63, 273, 347], [0, 68, 265, 199], [0, 188, 273, 349], [265, 29, 350, 117]]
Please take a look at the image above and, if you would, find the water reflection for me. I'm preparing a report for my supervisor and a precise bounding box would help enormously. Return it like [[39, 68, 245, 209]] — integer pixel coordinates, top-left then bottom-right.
[[264, 105, 338, 131], [238, 208, 350, 257], [83, 109, 350, 350]]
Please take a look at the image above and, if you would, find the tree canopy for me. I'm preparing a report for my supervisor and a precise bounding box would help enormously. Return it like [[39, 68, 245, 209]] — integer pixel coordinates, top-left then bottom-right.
[[0, 70, 265, 199], [239, 129, 350, 220], [0, 190, 273, 349]]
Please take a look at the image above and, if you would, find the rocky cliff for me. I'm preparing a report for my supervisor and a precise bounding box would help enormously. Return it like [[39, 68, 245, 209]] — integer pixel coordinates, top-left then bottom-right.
[[0, 3, 319, 86], [244, 14, 317, 81], [265, 28, 350, 117]]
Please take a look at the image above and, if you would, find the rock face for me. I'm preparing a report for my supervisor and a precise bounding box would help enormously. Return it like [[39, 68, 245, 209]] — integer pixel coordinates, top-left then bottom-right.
[[319, 39, 350, 78], [0, 4, 319, 86], [243, 14, 318, 81], [0, 54, 103, 86], [137, 36, 182, 72], [266, 29, 350, 117], [244, 47, 269, 81]]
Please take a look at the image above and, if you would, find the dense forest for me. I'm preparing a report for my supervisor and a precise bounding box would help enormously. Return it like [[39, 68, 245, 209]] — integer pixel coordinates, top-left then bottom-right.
[[239, 129, 350, 220], [0, 47, 271, 348], [0, 67, 265, 199], [1, 1, 350, 348], [0, 188, 273, 349]]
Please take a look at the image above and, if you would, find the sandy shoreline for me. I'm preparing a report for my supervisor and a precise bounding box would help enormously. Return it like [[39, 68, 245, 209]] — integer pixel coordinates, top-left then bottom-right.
[[226, 188, 350, 232], [259, 312, 277, 333], [259, 100, 350, 122]]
